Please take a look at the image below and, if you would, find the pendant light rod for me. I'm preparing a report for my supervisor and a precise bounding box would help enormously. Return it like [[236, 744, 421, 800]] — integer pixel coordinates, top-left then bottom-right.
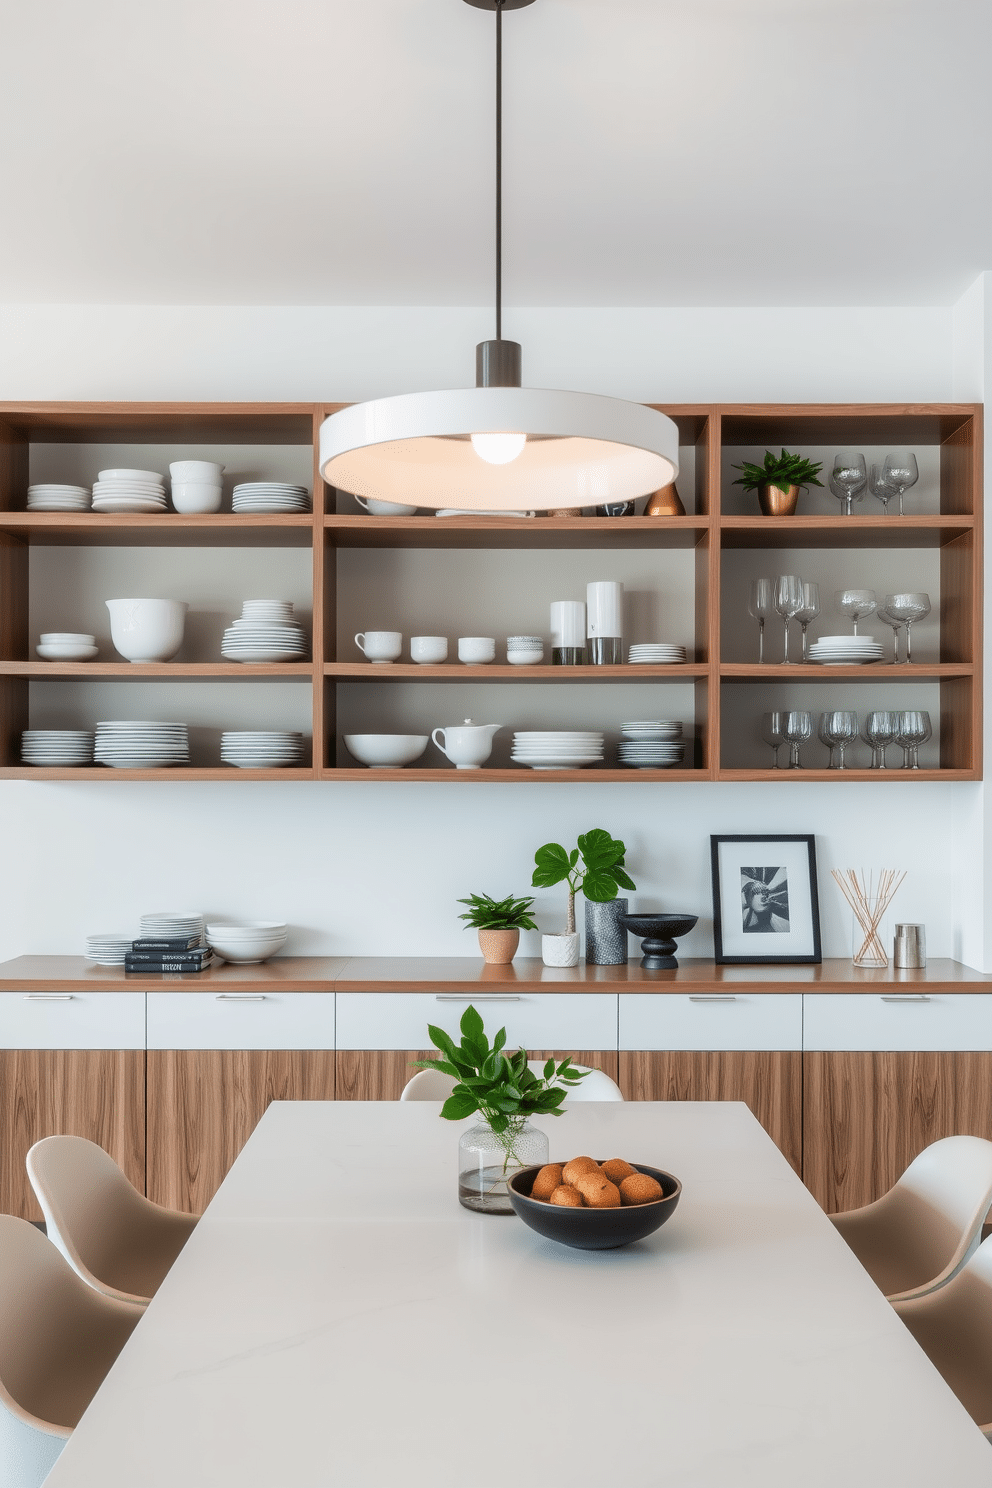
[[495, 0, 502, 341]]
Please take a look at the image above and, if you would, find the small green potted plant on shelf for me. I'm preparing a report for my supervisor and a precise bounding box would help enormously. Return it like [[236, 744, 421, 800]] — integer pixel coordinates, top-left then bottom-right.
[[532, 827, 635, 967], [415, 1003, 589, 1212], [457, 891, 537, 965], [732, 448, 824, 516]]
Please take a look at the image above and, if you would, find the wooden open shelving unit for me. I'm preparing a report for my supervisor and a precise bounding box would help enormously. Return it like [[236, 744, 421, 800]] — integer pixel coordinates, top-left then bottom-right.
[[0, 400, 981, 781]]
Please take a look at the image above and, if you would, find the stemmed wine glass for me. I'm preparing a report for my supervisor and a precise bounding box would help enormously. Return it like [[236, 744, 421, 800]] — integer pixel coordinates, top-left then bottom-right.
[[868, 463, 899, 514], [881, 451, 919, 517], [761, 711, 786, 769], [774, 575, 804, 663], [782, 710, 813, 769], [896, 710, 932, 769], [862, 710, 900, 769], [829, 452, 867, 516], [748, 578, 774, 664], [835, 588, 878, 635], [876, 603, 904, 663], [884, 592, 930, 662], [818, 711, 859, 770], [794, 581, 820, 661]]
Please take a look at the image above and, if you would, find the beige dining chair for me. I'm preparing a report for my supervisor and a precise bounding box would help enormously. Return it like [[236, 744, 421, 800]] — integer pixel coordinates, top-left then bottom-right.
[[0, 1214, 144, 1488], [27, 1135, 199, 1308], [893, 1235, 992, 1439], [829, 1134, 992, 1303], [401, 1061, 624, 1102]]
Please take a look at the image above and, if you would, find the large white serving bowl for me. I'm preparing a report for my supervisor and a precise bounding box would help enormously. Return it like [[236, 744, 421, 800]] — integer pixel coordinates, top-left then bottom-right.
[[205, 922, 288, 963], [106, 598, 187, 662], [344, 734, 428, 767]]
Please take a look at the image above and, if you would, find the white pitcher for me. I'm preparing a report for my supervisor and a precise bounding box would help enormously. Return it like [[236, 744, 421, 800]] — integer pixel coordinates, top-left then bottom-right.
[[431, 719, 501, 769]]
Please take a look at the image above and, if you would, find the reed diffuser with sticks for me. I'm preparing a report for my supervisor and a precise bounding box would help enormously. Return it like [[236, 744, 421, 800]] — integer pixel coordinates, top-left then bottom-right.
[[831, 868, 906, 968]]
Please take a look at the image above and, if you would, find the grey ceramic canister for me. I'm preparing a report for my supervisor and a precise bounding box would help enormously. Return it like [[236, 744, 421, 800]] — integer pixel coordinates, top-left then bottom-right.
[[584, 898, 629, 965]]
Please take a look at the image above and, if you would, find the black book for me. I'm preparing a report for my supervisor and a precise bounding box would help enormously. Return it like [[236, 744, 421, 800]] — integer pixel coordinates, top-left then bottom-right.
[[124, 954, 213, 972], [131, 936, 203, 952]]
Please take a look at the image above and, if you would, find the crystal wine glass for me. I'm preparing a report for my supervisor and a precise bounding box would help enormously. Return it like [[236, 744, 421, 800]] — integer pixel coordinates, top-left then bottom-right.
[[818, 710, 859, 770], [829, 452, 867, 517], [884, 592, 930, 662], [896, 709, 932, 770], [761, 711, 786, 769], [868, 462, 899, 515], [782, 709, 813, 769], [748, 578, 774, 664], [794, 581, 820, 661], [863, 709, 900, 769], [774, 574, 804, 663], [876, 603, 904, 663], [881, 451, 919, 517], [835, 588, 878, 635]]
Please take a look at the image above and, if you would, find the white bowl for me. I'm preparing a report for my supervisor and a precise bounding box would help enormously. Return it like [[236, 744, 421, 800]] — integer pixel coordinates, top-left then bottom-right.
[[37, 643, 99, 661], [344, 734, 429, 768], [205, 927, 288, 963], [205, 921, 288, 937], [98, 468, 163, 483], [40, 633, 95, 644], [171, 482, 223, 514], [169, 461, 225, 481], [106, 598, 187, 662]]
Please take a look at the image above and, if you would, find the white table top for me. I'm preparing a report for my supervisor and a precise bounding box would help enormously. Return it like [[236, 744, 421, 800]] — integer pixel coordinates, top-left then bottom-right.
[[47, 1101, 992, 1486]]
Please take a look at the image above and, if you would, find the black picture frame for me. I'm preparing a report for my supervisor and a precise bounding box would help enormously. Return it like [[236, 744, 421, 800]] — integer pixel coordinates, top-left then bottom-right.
[[710, 834, 821, 965]]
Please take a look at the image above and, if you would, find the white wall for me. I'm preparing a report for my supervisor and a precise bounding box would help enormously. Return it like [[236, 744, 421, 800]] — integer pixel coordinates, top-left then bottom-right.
[[0, 295, 985, 967]]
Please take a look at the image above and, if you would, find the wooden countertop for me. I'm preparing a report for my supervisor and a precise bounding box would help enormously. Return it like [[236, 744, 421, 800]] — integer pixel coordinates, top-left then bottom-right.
[[0, 955, 986, 992]]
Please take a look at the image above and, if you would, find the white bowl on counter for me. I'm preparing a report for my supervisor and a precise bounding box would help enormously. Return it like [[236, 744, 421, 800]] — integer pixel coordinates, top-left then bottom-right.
[[344, 734, 429, 768], [205, 921, 288, 964]]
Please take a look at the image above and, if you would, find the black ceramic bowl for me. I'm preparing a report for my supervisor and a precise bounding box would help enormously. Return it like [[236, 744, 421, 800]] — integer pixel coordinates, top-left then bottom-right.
[[507, 1162, 681, 1250]]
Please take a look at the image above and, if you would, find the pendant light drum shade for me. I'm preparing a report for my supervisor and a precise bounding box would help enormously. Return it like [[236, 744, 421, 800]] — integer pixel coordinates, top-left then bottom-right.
[[319, 388, 680, 511]]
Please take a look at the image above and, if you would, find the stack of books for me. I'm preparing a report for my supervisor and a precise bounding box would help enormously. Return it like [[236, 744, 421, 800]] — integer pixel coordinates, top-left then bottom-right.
[[123, 935, 214, 974]]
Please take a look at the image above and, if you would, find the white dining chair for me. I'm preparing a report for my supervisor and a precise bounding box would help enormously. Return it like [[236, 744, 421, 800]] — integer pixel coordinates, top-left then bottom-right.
[[401, 1061, 624, 1102], [829, 1134, 992, 1303], [893, 1234, 992, 1439], [0, 1214, 144, 1488], [27, 1135, 200, 1307]]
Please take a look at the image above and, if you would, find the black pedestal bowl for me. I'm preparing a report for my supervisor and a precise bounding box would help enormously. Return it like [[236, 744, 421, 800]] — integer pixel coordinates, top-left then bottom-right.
[[619, 913, 698, 969]]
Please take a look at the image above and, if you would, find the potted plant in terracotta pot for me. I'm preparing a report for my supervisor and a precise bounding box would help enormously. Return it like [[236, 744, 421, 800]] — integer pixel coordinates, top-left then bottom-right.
[[457, 892, 537, 964], [532, 828, 635, 966], [732, 448, 824, 516]]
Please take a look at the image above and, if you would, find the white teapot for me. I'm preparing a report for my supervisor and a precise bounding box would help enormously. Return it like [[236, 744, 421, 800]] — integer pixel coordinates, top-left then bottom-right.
[[431, 719, 502, 770]]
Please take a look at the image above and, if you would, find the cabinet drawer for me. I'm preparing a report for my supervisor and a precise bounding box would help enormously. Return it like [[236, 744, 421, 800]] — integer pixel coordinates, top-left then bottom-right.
[[146, 992, 334, 1051], [0, 991, 145, 1050], [619, 993, 802, 1051], [335, 992, 617, 1051], [803, 993, 992, 1051]]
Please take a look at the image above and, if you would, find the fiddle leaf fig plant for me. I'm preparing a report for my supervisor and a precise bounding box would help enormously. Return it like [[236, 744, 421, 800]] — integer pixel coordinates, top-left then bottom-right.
[[456, 892, 537, 932], [732, 448, 824, 495], [531, 827, 635, 935]]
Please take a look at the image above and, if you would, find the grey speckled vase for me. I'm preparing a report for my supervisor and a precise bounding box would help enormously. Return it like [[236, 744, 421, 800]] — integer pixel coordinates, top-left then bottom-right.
[[584, 898, 629, 965]]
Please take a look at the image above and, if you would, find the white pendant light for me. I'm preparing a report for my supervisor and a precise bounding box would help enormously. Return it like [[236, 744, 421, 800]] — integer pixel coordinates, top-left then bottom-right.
[[319, 0, 679, 513]]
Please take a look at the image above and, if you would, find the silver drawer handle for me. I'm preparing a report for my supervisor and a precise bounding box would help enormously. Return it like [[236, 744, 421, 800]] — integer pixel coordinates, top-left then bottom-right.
[[435, 994, 522, 1003], [881, 995, 931, 1003], [24, 993, 74, 1001], [215, 994, 267, 1002], [689, 995, 738, 1003]]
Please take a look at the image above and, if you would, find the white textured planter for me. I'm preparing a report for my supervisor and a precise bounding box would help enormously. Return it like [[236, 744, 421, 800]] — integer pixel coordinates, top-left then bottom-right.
[[542, 932, 580, 968]]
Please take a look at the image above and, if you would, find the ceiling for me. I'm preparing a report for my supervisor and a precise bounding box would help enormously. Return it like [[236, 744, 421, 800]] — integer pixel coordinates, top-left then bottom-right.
[[2, 0, 990, 308]]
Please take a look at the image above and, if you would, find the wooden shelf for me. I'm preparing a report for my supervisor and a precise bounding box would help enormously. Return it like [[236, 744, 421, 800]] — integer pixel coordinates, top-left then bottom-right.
[[0, 513, 314, 547], [325, 663, 707, 682], [720, 662, 974, 680], [717, 768, 980, 783], [323, 767, 703, 782], [0, 662, 314, 679], [324, 514, 708, 549], [0, 767, 316, 781], [719, 515, 975, 550]]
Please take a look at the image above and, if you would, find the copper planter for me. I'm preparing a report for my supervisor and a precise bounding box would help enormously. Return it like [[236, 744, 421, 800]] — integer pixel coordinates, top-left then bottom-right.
[[757, 483, 801, 517]]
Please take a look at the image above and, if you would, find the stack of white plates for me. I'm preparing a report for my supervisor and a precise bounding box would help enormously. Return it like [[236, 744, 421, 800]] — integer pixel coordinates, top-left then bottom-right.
[[808, 635, 885, 666], [619, 721, 685, 769], [221, 731, 306, 768], [94, 721, 190, 768], [140, 910, 205, 946], [92, 468, 167, 514], [232, 482, 311, 513], [628, 643, 687, 664], [221, 600, 309, 662], [27, 484, 90, 511], [511, 731, 605, 770], [85, 932, 131, 965], [21, 729, 94, 765]]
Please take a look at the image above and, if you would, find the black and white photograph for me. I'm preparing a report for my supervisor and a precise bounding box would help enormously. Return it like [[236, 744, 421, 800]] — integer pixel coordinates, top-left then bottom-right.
[[712, 836, 820, 964]]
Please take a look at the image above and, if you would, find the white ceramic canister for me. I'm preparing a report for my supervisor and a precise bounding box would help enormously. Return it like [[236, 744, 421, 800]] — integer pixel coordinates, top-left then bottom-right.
[[550, 601, 586, 666], [542, 931, 580, 968], [587, 581, 624, 665]]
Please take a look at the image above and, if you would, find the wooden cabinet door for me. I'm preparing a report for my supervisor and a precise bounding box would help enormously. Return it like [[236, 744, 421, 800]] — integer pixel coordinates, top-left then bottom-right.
[[335, 1050, 620, 1102], [0, 1049, 145, 1220], [803, 1051, 992, 1213], [619, 1050, 802, 1175], [146, 1050, 335, 1213]]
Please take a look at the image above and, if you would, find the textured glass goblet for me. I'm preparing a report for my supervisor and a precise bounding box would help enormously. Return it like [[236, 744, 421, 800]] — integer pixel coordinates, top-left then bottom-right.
[[748, 578, 774, 664], [794, 581, 820, 661], [896, 709, 932, 770], [881, 451, 919, 517], [782, 709, 813, 769], [761, 710, 786, 769], [774, 575, 804, 663], [877, 603, 904, 663], [835, 588, 878, 635], [884, 592, 930, 662], [868, 463, 899, 514], [818, 710, 859, 769], [863, 709, 900, 769], [829, 452, 867, 516]]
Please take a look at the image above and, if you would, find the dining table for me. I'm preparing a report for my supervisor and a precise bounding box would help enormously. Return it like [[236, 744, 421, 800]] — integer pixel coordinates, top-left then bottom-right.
[[44, 1099, 992, 1486]]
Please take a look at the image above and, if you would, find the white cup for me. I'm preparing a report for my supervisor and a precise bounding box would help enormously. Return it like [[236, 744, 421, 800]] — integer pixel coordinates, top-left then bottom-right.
[[171, 481, 223, 514], [410, 635, 448, 664], [458, 636, 496, 665], [355, 496, 419, 516], [355, 630, 403, 663]]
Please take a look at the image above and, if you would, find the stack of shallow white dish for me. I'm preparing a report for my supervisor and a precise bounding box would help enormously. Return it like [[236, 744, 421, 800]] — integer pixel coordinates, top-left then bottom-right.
[[21, 729, 94, 766], [140, 910, 205, 946], [36, 633, 98, 661], [221, 731, 305, 768], [628, 643, 687, 664], [618, 720, 685, 769], [27, 484, 90, 511], [511, 731, 605, 769], [94, 721, 190, 768], [85, 932, 131, 966], [206, 921, 288, 963], [808, 635, 885, 666], [232, 482, 310, 514], [221, 600, 309, 662], [91, 469, 167, 514]]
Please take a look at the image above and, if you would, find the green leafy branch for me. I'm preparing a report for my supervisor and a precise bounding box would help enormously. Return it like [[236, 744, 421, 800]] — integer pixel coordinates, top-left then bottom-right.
[[531, 827, 635, 934], [732, 448, 824, 494]]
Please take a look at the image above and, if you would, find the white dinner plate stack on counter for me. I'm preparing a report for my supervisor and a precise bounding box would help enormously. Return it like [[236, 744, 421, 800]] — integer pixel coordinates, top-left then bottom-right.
[[221, 600, 309, 663], [627, 642, 687, 664], [808, 635, 885, 666], [141, 910, 205, 944], [618, 720, 685, 769], [232, 482, 311, 514], [27, 484, 90, 512], [221, 731, 306, 768], [84, 933, 132, 966], [21, 729, 94, 766], [511, 731, 605, 770], [94, 721, 190, 769], [91, 469, 168, 514]]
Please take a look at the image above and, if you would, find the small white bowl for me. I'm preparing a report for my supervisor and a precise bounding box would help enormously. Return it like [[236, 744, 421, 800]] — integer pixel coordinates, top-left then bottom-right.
[[506, 650, 544, 666], [40, 633, 96, 644], [37, 643, 99, 661], [171, 482, 223, 514], [98, 468, 163, 483], [344, 734, 429, 768], [169, 460, 225, 481]]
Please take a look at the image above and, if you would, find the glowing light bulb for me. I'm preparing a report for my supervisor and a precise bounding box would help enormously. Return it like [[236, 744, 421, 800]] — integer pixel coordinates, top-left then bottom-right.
[[471, 431, 527, 465]]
